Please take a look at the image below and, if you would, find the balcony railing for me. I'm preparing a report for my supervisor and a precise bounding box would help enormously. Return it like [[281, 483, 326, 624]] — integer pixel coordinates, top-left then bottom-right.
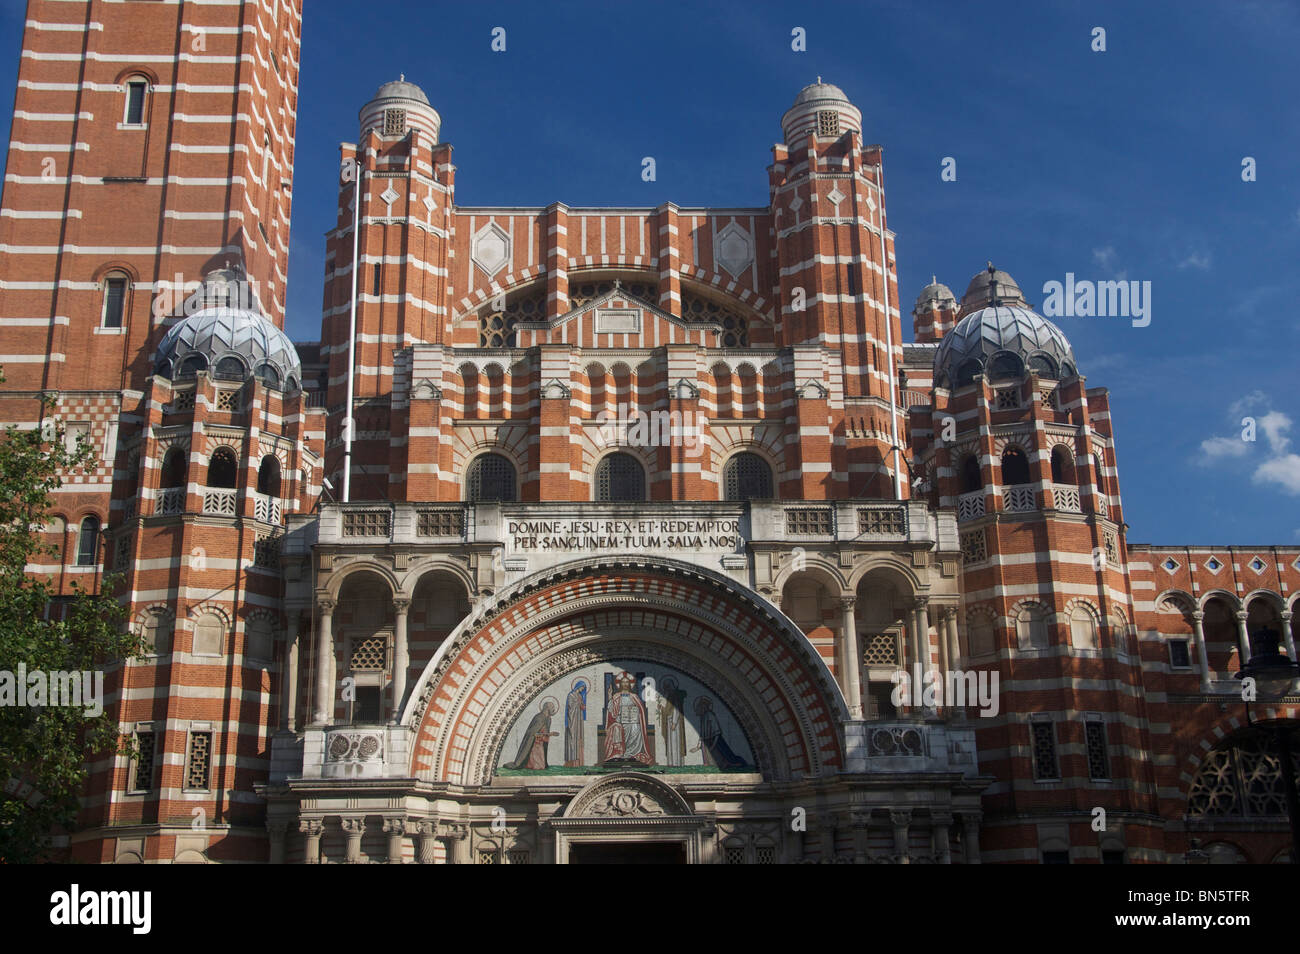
[[1002, 485, 1037, 513], [203, 488, 238, 516], [1050, 484, 1081, 513], [255, 494, 282, 524], [156, 487, 186, 515], [956, 490, 985, 521]]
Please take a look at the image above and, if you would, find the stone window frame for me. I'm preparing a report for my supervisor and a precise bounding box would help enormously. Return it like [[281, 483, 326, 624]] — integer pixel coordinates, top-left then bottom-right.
[[183, 724, 214, 793], [126, 722, 157, 795]]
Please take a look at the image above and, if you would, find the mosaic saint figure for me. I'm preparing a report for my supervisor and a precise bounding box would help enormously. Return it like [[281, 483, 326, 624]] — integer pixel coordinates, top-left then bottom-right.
[[691, 696, 746, 769], [504, 697, 559, 770], [564, 678, 588, 766], [603, 671, 653, 764], [657, 675, 686, 767]]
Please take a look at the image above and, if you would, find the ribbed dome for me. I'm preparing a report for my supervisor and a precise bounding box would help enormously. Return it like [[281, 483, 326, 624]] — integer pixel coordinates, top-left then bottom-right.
[[914, 280, 956, 311], [934, 305, 1077, 388], [792, 81, 850, 106], [155, 306, 302, 391], [960, 264, 1029, 315], [371, 77, 430, 106]]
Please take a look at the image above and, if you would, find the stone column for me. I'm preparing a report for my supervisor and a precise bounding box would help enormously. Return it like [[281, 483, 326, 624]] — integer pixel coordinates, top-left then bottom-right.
[[441, 823, 469, 864], [341, 816, 366, 864], [931, 812, 953, 865], [283, 609, 301, 732], [313, 598, 335, 725], [945, 610, 962, 687], [960, 812, 982, 864], [1235, 610, 1252, 666], [851, 810, 870, 865], [383, 815, 407, 864], [840, 596, 863, 718], [935, 607, 951, 701], [1281, 612, 1297, 674], [267, 818, 289, 864], [913, 599, 933, 714], [299, 818, 323, 865], [890, 810, 911, 864], [417, 820, 437, 864], [1191, 611, 1212, 691], [391, 597, 410, 722]]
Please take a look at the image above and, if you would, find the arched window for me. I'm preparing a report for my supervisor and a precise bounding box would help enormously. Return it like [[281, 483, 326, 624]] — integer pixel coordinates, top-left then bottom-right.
[[955, 359, 983, 386], [192, 613, 225, 656], [102, 272, 128, 329], [142, 609, 173, 655], [256, 363, 279, 389], [1028, 353, 1058, 378], [466, 453, 516, 502], [595, 453, 646, 502], [161, 447, 188, 489], [1016, 603, 1051, 650], [988, 352, 1024, 381], [179, 354, 207, 377], [1069, 605, 1101, 650], [1001, 446, 1032, 485], [723, 453, 773, 501], [959, 455, 983, 494], [76, 516, 100, 567], [208, 447, 238, 489], [214, 356, 245, 381], [1050, 446, 1074, 484], [123, 77, 149, 126], [967, 615, 996, 656], [1188, 725, 1300, 821], [256, 455, 281, 497]]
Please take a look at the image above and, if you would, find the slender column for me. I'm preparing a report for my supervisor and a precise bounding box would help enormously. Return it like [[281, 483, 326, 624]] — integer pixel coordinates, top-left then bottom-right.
[[313, 598, 335, 725], [267, 818, 289, 864], [1190, 611, 1212, 691], [383, 815, 407, 864], [945, 611, 962, 674], [417, 820, 437, 864], [931, 812, 953, 864], [391, 597, 410, 721], [961, 812, 982, 864], [936, 607, 951, 700], [851, 810, 870, 865], [1281, 611, 1297, 667], [300, 818, 323, 864], [890, 810, 911, 864], [282, 609, 301, 731], [818, 815, 836, 863], [1235, 610, 1252, 666], [914, 599, 933, 714], [840, 596, 863, 718], [341, 816, 366, 864]]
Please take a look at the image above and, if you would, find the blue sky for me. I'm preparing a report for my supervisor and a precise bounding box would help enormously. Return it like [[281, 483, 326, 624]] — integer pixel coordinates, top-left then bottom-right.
[[1, 0, 1297, 545]]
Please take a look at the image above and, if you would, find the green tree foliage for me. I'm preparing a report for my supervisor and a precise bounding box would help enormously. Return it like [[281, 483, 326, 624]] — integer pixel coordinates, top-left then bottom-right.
[[0, 381, 144, 862]]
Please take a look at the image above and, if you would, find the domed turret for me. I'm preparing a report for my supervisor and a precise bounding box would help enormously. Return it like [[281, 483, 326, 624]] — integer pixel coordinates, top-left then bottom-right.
[[155, 268, 302, 390], [914, 279, 957, 313], [781, 78, 863, 144], [959, 263, 1029, 315], [934, 303, 1077, 389], [359, 74, 441, 143]]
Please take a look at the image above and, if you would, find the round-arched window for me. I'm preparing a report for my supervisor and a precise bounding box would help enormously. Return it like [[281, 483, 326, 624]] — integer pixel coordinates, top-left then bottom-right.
[[179, 354, 207, 377], [723, 453, 773, 501], [257, 455, 281, 497], [1001, 446, 1032, 485], [256, 363, 280, 389], [214, 356, 245, 381], [208, 447, 238, 489], [960, 455, 983, 494], [988, 352, 1024, 381], [466, 453, 516, 502], [594, 453, 645, 502]]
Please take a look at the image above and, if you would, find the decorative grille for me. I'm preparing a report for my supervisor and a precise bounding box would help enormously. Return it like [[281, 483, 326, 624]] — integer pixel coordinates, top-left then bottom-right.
[[723, 844, 746, 865], [785, 507, 832, 535], [567, 279, 659, 310], [755, 846, 777, 864], [203, 489, 237, 515], [383, 108, 406, 136], [171, 390, 195, 412], [1187, 734, 1300, 818], [595, 454, 645, 502], [724, 453, 773, 501], [1085, 721, 1110, 780], [681, 292, 749, 347], [215, 389, 239, 411], [157, 488, 186, 515], [868, 726, 927, 757], [254, 494, 282, 524], [1040, 387, 1059, 409], [186, 732, 212, 790], [817, 110, 839, 136], [995, 388, 1020, 410], [960, 528, 987, 563], [467, 455, 516, 502], [114, 536, 131, 571], [1104, 531, 1119, 564], [863, 632, 898, 666], [506, 850, 529, 865], [1052, 484, 1081, 513], [253, 535, 280, 569], [1031, 721, 1059, 780], [350, 635, 388, 672], [956, 490, 985, 521], [479, 290, 546, 348], [859, 506, 906, 535], [342, 508, 391, 537], [1002, 486, 1037, 512], [132, 731, 155, 792], [417, 507, 465, 537]]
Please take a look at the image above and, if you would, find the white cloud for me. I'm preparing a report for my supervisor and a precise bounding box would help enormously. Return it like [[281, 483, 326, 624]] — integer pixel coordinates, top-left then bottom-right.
[[1199, 436, 1250, 461], [1258, 410, 1293, 453], [1092, 246, 1117, 270], [1254, 453, 1300, 495], [1177, 251, 1212, 270]]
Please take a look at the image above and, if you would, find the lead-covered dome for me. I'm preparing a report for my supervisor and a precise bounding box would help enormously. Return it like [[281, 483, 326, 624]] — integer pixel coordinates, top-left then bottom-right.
[[781, 78, 863, 144], [959, 264, 1029, 315], [359, 74, 441, 143], [155, 305, 302, 391], [934, 304, 1077, 388]]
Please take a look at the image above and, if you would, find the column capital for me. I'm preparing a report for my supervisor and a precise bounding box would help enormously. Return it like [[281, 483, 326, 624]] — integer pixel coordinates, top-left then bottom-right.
[[889, 809, 912, 828], [1281, 610, 1293, 621], [340, 816, 366, 834], [298, 817, 323, 836], [316, 594, 336, 614], [1235, 609, 1249, 621], [912, 596, 930, 612], [1191, 610, 1205, 621], [839, 595, 857, 611], [393, 597, 412, 615], [382, 814, 408, 835]]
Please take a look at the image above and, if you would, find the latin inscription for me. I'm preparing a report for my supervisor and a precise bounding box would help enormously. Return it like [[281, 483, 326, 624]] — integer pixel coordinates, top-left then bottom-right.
[[508, 518, 742, 553]]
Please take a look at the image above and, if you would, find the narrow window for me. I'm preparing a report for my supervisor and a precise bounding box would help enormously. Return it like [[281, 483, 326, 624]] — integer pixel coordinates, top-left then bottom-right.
[[124, 80, 147, 125], [129, 729, 156, 793], [208, 447, 239, 489], [372, 263, 382, 296], [76, 516, 100, 566], [1031, 720, 1059, 780], [185, 731, 212, 791], [383, 108, 406, 136], [103, 276, 127, 328], [1168, 639, 1191, 669], [1085, 719, 1110, 780]]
